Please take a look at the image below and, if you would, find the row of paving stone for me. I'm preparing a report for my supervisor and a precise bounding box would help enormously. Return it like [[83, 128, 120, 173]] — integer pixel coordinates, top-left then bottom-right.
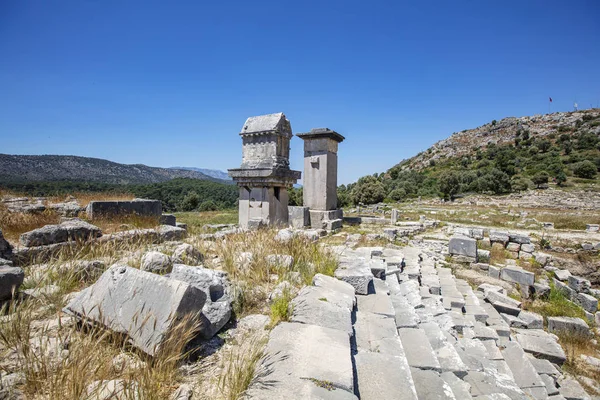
[[246, 245, 593, 399]]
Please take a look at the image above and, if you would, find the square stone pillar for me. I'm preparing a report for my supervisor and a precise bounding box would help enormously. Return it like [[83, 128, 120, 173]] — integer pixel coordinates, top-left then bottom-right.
[[297, 128, 345, 211]]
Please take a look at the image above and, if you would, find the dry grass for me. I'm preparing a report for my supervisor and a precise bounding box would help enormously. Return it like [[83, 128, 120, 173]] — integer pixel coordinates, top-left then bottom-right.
[[557, 331, 600, 395], [523, 285, 587, 320], [216, 334, 267, 400], [174, 211, 238, 234], [0, 204, 61, 243], [0, 300, 199, 399], [46, 192, 134, 208], [489, 243, 508, 265], [88, 215, 160, 235]]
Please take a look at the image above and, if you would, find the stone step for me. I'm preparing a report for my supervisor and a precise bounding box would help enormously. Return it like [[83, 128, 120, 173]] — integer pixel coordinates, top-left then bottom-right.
[[355, 352, 418, 400], [398, 328, 442, 372], [410, 368, 457, 400], [245, 322, 357, 399]]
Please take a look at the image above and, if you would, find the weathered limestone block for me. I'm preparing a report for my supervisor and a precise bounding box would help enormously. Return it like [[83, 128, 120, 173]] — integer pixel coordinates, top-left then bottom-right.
[[398, 328, 441, 372], [20, 219, 102, 247], [312, 273, 356, 304], [65, 265, 207, 356], [309, 209, 343, 230], [500, 266, 534, 286], [554, 269, 571, 281], [558, 377, 591, 400], [501, 342, 545, 391], [244, 322, 356, 399], [509, 233, 531, 244], [547, 316, 591, 337], [586, 224, 599, 232], [334, 259, 373, 295], [506, 242, 521, 252], [448, 236, 477, 259], [172, 243, 203, 265], [534, 252, 552, 266], [290, 286, 353, 336], [568, 275, 591, 293], [355, 352, 418, 400], [553, 278, 577, 300], [169, 264, 232, 339], [159, 214, 176, 226], [515, 329, 566, 364], [521, 243, 535, 253], [86, 198, 162, 220], [140, 251, 172, 274], [518, 311, 543, 329], [489, 230, 510, 244], [410, 368, 458, 400], [157, 225, 186, 241], [287, 206, 310, 228], [0, 266, 25, 300], [576, 293, 598, 314]]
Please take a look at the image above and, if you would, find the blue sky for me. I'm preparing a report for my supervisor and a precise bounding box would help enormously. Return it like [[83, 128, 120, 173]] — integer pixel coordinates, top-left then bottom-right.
[[1, 1, 599, 184]]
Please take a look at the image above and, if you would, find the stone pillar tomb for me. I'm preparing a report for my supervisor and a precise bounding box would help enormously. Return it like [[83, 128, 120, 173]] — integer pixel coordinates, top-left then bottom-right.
[[228, 113, 301, 229], [297, 128, 345, 230]]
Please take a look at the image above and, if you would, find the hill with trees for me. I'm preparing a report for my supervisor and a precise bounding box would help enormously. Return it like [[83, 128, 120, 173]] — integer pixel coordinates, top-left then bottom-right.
[[338, 109, 600, 205]]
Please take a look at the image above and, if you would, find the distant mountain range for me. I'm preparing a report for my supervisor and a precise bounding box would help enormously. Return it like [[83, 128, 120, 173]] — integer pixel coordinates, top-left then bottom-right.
[[170, 167, 231, 181], [0, 154, 229, 185]]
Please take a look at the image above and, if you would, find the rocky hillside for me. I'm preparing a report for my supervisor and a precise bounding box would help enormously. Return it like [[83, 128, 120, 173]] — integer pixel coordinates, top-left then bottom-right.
[[170, 166, 231, 181], [0, 154, 225, 185], [401, 108, 600, 171]]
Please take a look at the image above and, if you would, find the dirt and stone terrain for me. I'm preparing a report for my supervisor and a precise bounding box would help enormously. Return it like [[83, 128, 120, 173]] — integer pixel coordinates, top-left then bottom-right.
[[1, 188, 600, 400]]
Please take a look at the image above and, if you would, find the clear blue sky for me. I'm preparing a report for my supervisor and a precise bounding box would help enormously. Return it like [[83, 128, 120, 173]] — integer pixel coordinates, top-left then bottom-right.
[[1, 1, 599, 184]]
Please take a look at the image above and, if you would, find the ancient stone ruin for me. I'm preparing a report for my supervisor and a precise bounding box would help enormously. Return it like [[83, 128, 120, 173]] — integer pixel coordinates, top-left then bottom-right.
[[228, 113, 301, 229], [297, 128, 345, 230]]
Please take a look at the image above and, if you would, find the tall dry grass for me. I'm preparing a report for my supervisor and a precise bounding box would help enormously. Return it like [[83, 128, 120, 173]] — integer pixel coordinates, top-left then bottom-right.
[[0, 300, 199, 399], [0, 204, 61, 243]]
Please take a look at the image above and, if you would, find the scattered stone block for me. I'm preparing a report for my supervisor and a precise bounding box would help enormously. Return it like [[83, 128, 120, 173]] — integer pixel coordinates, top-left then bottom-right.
[[534, 252, 552, 266], [576, 293, 598, 314], [518, 311, 543, 329], [515, 329, 566, 365], [506, 242, 521, 252], [141, 251, 172, 274], [159, 214, 176, 226], [157, 225, 186, 241], [175, 222, 187, 230], [449, 236, 477, 259], [568, 275, 591, 293], [65, 265, 207, 356], [169, 264, 232, 339], [509, 233, 531, 244], [554, 269, 571, 281], [500, 266, 534, 286], [288, 206, 310, 228], [0, 266, 25, 300], [521, 243, 535, 253], [335, 259, 373, 295], [172, 243, 203, 265], [586, 224, 599, 232], [489, 230, 509, 245], [20, 219, 102, 247], [547, 316, 591, 337], [533, 282, 550, 298], [312, 274, 356, 304], [488, 265, 500, 279], [86, 198, 162, 220]]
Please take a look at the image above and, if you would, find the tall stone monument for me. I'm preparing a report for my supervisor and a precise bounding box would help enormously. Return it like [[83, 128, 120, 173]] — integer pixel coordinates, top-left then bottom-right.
[[297, 128, 345, 229], [228, 113, 301, 229]]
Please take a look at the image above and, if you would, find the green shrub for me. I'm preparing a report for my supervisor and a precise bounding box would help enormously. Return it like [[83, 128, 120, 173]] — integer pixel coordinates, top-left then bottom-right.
[[573, 160, 597, 179]]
